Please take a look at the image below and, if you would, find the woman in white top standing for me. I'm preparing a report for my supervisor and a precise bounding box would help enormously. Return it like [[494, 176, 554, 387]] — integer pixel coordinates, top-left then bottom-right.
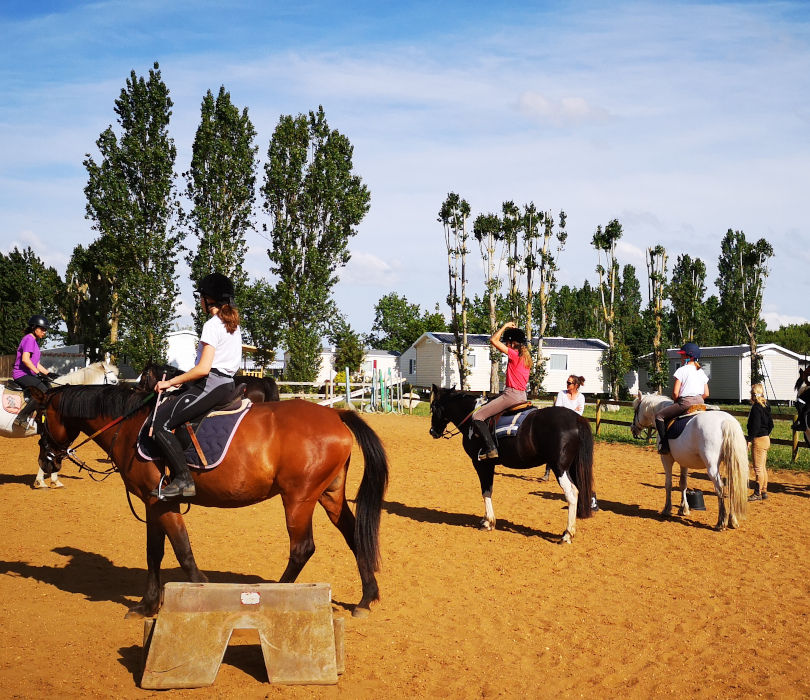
[[555, 375, 586, 415], [543, 375, 588, 487], [655, 342, 709, 455], [150, 273, 243, 499]]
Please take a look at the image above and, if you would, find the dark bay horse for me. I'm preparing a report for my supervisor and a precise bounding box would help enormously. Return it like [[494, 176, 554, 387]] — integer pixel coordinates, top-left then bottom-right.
[[30, 384, 389, 618], [138, 362, 280, 403], [429, 386, 594, 543]]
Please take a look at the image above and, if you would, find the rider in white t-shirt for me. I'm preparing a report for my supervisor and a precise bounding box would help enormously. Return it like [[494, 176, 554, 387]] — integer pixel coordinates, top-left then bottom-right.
[[655, 342, 709, 455], [150, 273, 243, 499]]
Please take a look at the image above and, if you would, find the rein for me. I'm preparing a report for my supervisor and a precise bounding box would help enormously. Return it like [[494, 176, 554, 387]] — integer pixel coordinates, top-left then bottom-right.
[[42, 392, 156, 475], [435, 400, 482, 439]]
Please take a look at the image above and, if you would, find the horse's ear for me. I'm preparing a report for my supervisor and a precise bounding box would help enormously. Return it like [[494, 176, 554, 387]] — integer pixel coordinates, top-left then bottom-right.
[[29, 386, 47, 403], [637, 390, 642, 400]]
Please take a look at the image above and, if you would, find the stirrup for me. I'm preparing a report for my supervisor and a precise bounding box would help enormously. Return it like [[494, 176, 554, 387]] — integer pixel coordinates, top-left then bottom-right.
[[477, 448, 498, 461]]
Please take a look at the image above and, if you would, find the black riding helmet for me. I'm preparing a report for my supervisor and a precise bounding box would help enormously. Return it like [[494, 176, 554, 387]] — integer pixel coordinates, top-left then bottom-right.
[[28, 315, 50, 330], [502, 327, 527, 345], [197, 273, 235, 305]]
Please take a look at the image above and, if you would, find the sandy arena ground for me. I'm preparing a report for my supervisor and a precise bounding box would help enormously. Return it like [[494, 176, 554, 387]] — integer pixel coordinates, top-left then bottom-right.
[[1, 412, 809, 699]]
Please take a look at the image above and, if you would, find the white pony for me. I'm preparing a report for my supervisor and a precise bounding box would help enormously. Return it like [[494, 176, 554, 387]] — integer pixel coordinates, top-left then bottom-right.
[[0, 362, 120, 488], [631, 393, 748, 530]]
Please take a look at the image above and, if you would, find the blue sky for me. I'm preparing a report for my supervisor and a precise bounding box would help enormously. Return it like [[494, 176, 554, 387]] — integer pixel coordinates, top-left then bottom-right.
[[2, 0, 809, 337]]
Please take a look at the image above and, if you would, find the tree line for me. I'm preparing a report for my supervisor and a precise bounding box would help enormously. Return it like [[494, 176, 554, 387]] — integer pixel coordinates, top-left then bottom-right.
[[0, 62, 369, 381]]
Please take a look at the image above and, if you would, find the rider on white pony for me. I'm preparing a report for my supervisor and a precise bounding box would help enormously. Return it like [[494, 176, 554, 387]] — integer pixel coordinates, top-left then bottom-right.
[[655, 342, 709, 455], [12, 315, 59, 429]]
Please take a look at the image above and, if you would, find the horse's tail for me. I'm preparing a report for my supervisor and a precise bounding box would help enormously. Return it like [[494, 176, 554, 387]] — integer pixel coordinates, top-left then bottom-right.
[[338, 410, 390, 579], [721, 417, 748, 522], [574, 416, 595, 519]]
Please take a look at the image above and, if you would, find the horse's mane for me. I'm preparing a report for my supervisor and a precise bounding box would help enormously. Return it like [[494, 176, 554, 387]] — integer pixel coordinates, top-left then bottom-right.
[[52, 385, 155, 419]]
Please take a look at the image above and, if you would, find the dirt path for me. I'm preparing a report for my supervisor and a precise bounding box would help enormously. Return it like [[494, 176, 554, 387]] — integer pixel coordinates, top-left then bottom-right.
[[1, 413, 809, 698]]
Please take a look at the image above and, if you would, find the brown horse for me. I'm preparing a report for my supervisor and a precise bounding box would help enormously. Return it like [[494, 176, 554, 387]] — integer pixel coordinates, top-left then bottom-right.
[[31, 384, 389, 618]]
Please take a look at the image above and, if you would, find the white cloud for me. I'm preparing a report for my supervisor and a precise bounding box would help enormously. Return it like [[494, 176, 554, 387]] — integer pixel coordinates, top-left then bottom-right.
[[517, 91, 610, 127], [762, 312, 810, 331], [341, 251, 401, 286], [615, 240, 646, 266]]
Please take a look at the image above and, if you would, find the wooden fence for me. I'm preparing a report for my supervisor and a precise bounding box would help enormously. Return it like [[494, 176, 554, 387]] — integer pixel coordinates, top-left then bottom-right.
[[587, 398, 807, 462]]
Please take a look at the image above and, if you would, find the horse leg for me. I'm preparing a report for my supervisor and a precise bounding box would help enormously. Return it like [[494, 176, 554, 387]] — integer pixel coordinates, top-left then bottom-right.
[[126, 509, 167, 618], [707, 466, 727, 531], [278, 497, 317, 584], [661, 455, 675, 516], [677, 464, 690, 517], [474, 461, 497, 531], [319, 474, 380, 617], [558, 469, 579, 544]]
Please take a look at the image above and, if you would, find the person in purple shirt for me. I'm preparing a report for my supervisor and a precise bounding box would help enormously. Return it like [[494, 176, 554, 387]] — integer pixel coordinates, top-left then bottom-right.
[[12, 315, 58, 427]]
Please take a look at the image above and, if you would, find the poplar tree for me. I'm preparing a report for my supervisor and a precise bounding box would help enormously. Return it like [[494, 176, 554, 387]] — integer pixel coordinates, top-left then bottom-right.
[[716, 229, 774, 383], [261, 106, 370, 382], [645, 246, 668, 392], [84, 62, 182, 371], [668, 254, 707, 345], [473, 212, 504, 392], [592, 219, 625, 399], [439, 192, 472, 389], [184, 86, 258, 334]]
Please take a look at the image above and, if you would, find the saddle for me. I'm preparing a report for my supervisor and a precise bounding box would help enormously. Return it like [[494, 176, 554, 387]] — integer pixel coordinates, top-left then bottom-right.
[[664, 404, 706, 441], [138, 389, 252, 469], [481, 402, 537, 441]]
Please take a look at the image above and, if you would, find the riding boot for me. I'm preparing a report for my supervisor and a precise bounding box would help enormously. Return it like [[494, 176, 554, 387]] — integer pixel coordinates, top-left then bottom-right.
[[473, 420, 498, 460], [13, 399, 37, 428], [748, 481, 762, 502], [655, 417, 669, 455], [151, 431, 196, 498]]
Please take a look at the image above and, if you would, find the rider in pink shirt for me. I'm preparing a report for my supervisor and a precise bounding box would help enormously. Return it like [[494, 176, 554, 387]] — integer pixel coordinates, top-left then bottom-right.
[[472, 321, 533, 460]]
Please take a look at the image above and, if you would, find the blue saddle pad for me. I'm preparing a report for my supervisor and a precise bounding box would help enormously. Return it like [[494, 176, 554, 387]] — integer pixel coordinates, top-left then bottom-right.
[[137, 400, 252, 470], [665, 413, 698, 442], [493, 407, 537, 439]]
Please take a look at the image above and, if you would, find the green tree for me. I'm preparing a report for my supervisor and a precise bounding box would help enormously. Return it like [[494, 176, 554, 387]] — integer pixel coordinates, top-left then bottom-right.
[[64, 241, 114, 362], [239, 278, 282, 369], [261, 106, 370, 382], [184, 86, 258, 334], [366, 293, 446, 353], [644, 248, 668, 392], [668, 254, 706, 345], [592, 219, 626, 399], [716, 229, 774, 383], [439, 192, 472, 389], [329, 315, 365, 376], [473, 211, 504, 392], [548, 282, 602, 339], [0, 247, 64, 354], [83, 62, 183, 372], [761, 323, 810, 355]]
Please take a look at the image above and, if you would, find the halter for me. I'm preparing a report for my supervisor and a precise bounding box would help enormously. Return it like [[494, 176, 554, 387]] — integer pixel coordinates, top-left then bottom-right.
[[432, 396, 484, 439]]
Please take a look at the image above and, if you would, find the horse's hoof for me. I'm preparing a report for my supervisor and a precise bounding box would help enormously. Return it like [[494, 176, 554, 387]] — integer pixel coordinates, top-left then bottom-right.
[[352, 606, 370, 619], [125, 605, 157, 620], [32, 480, 47, 490], [49, 480, 64, 489], [477, 520, 494, 532], [558, 531, 573, 544]]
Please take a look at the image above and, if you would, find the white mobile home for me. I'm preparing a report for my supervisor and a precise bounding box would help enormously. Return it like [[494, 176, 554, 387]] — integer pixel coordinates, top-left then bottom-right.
[[637, 344, 804, 402], [401, 333, 609, 395], [362, 349, 400, 381]]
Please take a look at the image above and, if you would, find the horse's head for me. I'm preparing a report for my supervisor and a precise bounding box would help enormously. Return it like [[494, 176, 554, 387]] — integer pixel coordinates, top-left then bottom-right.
[[796, 365, 810, 396], [630, 391, 658, 438], [137, 362, 182, 391], [429, 384, 474, 439], [100, 362, 120, 385], [28, 386, 78, 475]]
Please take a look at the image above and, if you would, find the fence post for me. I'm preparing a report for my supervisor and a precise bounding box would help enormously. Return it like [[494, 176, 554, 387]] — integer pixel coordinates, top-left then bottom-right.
[[793, 413, 800, 462], [595, 399, 602, 436]]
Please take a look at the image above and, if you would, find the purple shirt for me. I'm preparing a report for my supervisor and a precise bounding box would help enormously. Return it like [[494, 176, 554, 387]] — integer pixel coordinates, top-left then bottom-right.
[[12, 334, 41, 379]]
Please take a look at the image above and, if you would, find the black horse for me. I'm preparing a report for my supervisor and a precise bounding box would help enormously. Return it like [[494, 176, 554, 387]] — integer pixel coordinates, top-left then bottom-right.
[[429, 385, 595, 543], [139, 362, 279, 403]]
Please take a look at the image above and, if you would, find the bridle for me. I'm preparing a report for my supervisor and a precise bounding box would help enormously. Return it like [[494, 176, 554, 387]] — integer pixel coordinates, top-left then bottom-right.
[[39, 391, 155, 478], [431, 395, 483, 439], [630, 399, 645, 439]]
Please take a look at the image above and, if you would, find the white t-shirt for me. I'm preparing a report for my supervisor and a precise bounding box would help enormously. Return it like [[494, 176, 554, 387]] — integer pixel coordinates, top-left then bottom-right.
[[674, 363, 709, 397], [196, 315, 242, 376], [555, 390, 585, 415]]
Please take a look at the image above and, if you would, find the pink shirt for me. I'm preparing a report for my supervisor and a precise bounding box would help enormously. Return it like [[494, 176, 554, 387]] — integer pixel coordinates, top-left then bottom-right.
[[505, 348, 529, 391], [12, 334, 41, 379]]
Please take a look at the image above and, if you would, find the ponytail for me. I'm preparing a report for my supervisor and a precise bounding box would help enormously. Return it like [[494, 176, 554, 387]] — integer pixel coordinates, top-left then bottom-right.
[[217, 302, 240, 335], [520, 345, 533, 370]]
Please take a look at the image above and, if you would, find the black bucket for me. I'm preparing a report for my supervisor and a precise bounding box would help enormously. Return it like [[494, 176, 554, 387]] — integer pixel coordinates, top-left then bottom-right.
[[686, 488, 706, 511]]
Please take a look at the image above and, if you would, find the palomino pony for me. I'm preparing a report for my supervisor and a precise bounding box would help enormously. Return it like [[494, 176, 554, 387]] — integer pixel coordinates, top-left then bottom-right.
[[429, 386, 594, 543], [30, 383, 389, 618], [139, 361, 279, 403], [631, 393, 748, 530]]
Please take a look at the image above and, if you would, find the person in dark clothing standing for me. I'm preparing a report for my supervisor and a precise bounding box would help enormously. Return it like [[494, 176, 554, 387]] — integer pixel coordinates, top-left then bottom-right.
[[747, 382, 774, 502]]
